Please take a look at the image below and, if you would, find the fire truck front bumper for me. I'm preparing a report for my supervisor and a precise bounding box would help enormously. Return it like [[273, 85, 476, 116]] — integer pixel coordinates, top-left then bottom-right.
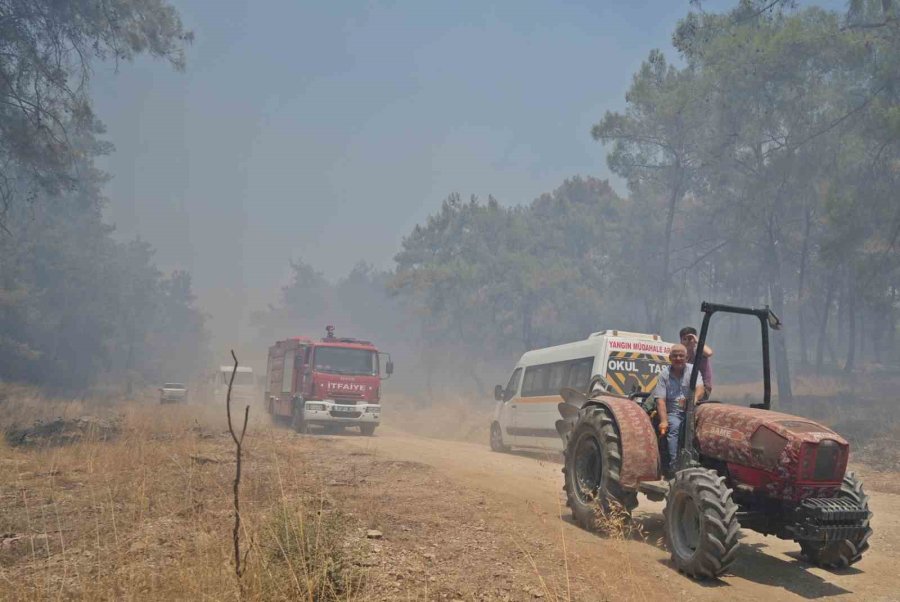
[[303, 401, 380, 425]]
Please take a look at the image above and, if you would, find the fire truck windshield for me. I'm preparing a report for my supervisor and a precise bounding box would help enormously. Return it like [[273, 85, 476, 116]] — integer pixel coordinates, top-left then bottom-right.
[[313, 347, 376, 375]]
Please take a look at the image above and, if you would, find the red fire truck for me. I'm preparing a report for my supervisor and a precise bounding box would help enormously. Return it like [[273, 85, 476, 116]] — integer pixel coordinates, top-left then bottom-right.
[[265, 326, 393, 435]]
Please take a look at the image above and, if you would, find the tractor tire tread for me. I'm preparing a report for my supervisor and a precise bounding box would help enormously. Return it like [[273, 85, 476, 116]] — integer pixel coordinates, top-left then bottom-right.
[[563, 405, 638, 532], [799, 472, 872, 569], [664, 467, 740, 580]]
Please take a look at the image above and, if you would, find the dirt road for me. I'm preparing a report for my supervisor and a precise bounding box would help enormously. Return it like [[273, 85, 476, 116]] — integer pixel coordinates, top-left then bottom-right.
[[339, 427, 900, 601]]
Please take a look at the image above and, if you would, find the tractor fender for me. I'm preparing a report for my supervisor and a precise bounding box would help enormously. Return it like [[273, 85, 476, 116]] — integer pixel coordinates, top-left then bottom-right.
[[589, 396, 661, 487]]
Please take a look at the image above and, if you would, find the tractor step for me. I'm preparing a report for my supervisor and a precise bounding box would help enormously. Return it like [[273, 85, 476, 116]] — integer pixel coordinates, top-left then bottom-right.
[[637, 480, 669, 501]]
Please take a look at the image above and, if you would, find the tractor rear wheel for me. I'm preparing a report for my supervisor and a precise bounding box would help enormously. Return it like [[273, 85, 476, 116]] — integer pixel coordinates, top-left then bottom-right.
[[664, 467, 740, 579], [563, 405, 637, 531], [799, 472, 872, 569]]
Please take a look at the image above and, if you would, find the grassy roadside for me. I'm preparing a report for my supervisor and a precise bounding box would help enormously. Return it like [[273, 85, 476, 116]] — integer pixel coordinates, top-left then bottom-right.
[[0, 386, 620, 601], [0, 388, 369, 600]]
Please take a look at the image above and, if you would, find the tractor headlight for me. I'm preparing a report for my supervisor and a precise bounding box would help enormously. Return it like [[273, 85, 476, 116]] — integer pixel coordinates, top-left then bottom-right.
[[749, 426, 788, 469]]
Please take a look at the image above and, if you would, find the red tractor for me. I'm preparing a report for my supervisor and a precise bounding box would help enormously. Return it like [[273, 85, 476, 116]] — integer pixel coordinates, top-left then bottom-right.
[[558, 302, 872, 579]]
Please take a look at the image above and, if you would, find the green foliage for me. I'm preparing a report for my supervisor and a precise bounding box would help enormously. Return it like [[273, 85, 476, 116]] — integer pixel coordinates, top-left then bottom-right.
[[0, 170, 208, 389], [251, 259, 406, 351], [0, 0, 205, 390], [387, 0, 900, 393], [646, 1, 900, 376], [391, 178, 631, 361], [0, 0, 192, 216]]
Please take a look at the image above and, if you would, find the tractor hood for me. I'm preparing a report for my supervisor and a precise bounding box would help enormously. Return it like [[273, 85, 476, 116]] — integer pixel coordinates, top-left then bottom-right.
[[695, 404, 849, 499]]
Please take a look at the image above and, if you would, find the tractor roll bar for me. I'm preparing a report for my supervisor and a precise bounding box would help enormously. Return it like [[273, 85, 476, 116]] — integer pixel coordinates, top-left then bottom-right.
[[680, 301, 781, 470]]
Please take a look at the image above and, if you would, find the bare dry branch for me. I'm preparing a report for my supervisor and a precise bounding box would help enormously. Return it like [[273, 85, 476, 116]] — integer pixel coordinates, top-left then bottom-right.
[[225, 349, 250, 595]]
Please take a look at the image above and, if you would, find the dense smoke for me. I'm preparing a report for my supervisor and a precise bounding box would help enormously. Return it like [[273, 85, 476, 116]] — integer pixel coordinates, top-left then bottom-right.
[[1, 1, 898, 402]]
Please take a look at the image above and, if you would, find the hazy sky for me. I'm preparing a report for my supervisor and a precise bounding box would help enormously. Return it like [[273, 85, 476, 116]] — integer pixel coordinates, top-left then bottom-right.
[[90, 0, 839, 349]]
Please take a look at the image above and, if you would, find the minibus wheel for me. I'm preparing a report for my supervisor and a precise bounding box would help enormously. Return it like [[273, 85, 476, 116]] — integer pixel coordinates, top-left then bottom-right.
[[490, 422, 509, 452]]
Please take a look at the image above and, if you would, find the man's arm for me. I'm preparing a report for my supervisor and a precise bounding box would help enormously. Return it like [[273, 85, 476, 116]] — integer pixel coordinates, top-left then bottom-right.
[[657, 398, 668, 435], [685, 333, 713, 357], [699, 355, 713, 394], [652, 373, 668, 435], [693, 371, 705, 403]]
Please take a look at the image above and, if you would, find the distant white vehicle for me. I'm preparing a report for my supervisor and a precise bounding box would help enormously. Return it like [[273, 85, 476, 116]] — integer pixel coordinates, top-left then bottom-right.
[[214, 365, 256, 404], [159, 383, 188, 404], [489, 330, 672, 452]]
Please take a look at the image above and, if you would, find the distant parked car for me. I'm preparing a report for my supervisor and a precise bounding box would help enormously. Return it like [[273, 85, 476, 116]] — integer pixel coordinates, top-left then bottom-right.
[[159, 383, 188, 404]]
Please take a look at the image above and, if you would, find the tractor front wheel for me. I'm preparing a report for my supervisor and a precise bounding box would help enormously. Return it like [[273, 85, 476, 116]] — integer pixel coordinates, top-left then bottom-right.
[[799, 472, 872, 569], [563, 405, 637, 531], [664, 467, 740, 579]]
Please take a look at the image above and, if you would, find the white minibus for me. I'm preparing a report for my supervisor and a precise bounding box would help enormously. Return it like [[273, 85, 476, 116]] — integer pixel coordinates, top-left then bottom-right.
[[490, 330, 672, 452]]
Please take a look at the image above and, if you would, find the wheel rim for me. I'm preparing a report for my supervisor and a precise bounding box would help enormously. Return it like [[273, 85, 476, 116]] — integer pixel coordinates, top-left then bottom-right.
[[491, 425, 503, 448], [671, 491, 701, 559], [573, 431, 603, 505]]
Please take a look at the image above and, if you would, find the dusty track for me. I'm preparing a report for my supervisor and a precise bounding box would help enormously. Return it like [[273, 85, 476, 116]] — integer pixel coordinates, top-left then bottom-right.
[[338, 426, 900, 601]]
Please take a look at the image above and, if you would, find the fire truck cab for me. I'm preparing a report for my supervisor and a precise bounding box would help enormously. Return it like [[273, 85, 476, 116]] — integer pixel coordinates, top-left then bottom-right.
[[265, 326, 393, 435]]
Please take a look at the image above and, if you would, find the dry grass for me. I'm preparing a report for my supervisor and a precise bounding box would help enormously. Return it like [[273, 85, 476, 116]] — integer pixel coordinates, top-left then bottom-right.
[[0, 382, 679, 602], [0, 384, 365, 601]]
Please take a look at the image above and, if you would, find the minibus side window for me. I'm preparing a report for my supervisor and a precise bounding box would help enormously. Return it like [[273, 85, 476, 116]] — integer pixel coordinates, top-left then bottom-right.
[[567, 357, 594, 392], [522, 365, 550, 397], [548, 362, 568, 394]]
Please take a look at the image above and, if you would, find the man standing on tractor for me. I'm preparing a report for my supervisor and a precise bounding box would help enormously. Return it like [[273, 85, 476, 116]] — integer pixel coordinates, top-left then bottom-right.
[[654, 343, 705, 477], [680, 326, 713, 401]]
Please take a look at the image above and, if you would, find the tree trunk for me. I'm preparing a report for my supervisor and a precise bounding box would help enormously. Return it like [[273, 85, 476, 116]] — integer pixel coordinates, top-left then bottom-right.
[[522, 295, 534, 351], [797, 206, 813, 368], [844, 273, 857, 375], [470, 367, 486, 397], [654, 165, 684, 332], [816, 273, 837, 374], [856, 300, 868, 365], [890, 286, 897, 364], [766, 220, 793, 405], [125, 338, 135, 396], [836, 281, 846, 344], [418, 319, 434, 405]]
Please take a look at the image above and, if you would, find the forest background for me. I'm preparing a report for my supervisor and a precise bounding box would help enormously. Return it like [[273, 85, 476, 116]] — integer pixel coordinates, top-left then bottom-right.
[[2, 0, 899, 403]]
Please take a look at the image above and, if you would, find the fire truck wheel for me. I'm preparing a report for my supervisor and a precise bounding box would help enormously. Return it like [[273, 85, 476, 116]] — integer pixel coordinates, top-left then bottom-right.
[[490, 422, 509, 452], [799, 472, 872, 569], [360, 423, 376, 436], [563, 405, 637, 531], [664, 467, 740, 579], [290, 402, 307, 434]]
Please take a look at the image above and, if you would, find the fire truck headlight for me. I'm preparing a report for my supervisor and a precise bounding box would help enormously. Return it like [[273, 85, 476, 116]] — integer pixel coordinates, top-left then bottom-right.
[[365, 406, 380, 413], [305, 403, 325, 412]]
